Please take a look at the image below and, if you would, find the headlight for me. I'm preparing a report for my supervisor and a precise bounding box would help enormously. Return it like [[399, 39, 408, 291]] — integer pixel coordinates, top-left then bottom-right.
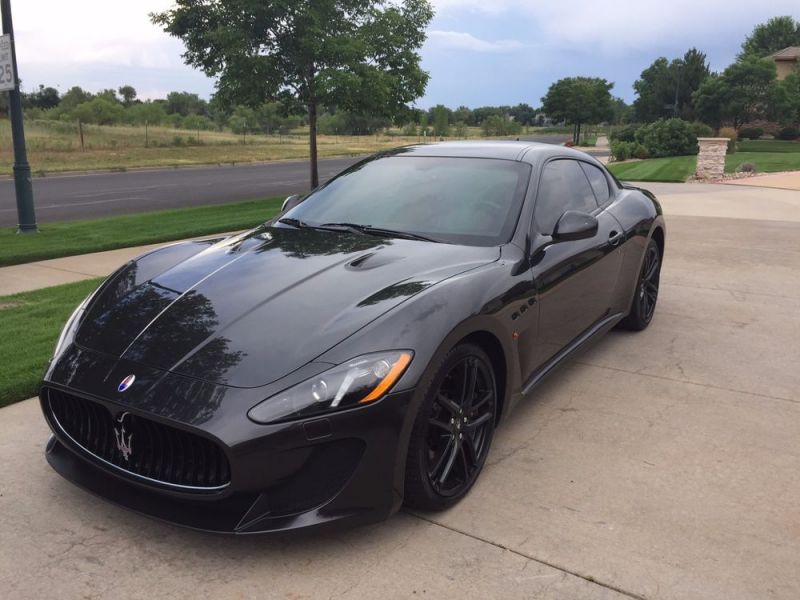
[[248, 351, 413, 424]]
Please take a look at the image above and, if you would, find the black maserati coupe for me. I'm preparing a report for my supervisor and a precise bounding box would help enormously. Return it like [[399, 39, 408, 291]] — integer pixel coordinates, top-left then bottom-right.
[[40, 142, 665, 533]]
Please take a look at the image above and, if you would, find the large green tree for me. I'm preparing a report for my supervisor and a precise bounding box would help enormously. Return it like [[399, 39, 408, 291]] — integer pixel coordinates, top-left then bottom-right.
[[633, 48, 710, 122], [153, 0, 433, 188], [693, 58, 780, 128], [541, 77, 614, 143], [740, 16, 800, 58]]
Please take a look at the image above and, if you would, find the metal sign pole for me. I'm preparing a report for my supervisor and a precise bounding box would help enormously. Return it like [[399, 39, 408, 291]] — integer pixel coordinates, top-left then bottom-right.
[[1, 0, 37, 234]]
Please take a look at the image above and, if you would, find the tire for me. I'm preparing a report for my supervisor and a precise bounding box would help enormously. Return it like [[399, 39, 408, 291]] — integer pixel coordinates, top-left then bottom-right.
[[404, 343, 497, 511], [619, 238, 662, 331]]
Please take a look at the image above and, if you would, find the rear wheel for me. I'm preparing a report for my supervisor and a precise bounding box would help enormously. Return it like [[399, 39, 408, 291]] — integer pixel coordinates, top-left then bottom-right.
[[404, 343, 497, 511], [619, 238, 661, 331]]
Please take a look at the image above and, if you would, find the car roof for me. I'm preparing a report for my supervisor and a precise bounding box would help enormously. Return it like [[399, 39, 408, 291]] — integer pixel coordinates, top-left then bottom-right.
[[385, 141, 595, 164]]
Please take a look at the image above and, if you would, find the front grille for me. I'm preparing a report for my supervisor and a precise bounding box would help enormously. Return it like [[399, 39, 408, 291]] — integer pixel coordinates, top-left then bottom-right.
[[45, 388, 230, 491]]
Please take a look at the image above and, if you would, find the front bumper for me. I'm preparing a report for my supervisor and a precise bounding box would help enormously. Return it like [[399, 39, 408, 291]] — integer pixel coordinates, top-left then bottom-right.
[[42, 376, 417, 534]]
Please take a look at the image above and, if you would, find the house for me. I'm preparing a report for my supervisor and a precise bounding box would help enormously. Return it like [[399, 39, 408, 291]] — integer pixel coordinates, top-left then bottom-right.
[[769, 47, 800, 80]]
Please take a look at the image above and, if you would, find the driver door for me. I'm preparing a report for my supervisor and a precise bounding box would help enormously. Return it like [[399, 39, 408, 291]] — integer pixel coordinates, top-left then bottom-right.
[[526, 159, 624, 374]]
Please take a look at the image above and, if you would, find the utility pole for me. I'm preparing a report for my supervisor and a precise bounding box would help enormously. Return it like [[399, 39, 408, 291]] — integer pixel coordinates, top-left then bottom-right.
[[1, 0, 37, 233]]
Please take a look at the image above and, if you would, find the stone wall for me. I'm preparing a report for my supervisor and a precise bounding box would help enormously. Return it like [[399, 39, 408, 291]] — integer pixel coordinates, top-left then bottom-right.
[[695, 138, 729, 180]]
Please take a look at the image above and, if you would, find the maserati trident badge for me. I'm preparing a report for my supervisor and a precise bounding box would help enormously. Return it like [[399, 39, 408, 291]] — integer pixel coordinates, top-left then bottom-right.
[[114, 412, 134, 462], [118, 374, 135, 392]]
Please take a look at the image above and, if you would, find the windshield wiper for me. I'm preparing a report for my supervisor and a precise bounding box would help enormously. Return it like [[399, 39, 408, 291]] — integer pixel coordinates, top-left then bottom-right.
[[319, 222, 440, 243], [278, 217, 312, 229]]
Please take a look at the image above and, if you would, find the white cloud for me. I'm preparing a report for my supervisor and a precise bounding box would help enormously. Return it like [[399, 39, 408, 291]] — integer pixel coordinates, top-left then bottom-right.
[[427, 30, 525, 52], [13, 0, 182, 69], [431, 0, 800, 55]]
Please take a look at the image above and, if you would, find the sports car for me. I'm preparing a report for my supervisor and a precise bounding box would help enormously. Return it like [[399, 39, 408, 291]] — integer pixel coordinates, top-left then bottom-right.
[[40, 141, 665, 533]]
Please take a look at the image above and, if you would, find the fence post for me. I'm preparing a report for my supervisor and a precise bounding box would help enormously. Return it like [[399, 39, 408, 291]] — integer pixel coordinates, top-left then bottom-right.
[[79, 119, 85, 151]]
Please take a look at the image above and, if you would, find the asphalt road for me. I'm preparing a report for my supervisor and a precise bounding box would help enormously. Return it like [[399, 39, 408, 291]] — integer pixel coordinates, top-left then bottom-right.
[[0, 134, 573, 227], [0, 157, 360, 227]]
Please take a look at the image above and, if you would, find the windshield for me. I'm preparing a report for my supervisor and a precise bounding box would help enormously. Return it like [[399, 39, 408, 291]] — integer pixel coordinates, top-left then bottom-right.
[[281, 155, 531, 246]]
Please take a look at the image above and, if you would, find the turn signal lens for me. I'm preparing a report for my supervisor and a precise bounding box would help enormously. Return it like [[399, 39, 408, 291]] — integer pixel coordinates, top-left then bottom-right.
[[248, 351, 413, 424]]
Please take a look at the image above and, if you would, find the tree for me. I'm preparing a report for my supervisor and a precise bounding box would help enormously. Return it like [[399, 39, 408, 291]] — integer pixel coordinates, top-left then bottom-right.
[[633, 48, 710, 122], [541, 77, 614, 143], [430, 104, 451, 137], [165, 91, 207, 116], [610, 97, 632, 125], [59, 86, 92, 111], [118, 85, 138, 107], [72, 98, 126, 125], [23, 85, 60, 110], [693, 58, 780, 129], [508, 103, 536, 126], [127, 101, 167, 126], [153, 0, 433, 189], [740, 16, 800, 59]]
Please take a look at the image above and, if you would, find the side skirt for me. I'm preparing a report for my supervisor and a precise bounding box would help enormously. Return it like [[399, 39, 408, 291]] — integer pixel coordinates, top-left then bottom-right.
[[521, 312, 624, 397]]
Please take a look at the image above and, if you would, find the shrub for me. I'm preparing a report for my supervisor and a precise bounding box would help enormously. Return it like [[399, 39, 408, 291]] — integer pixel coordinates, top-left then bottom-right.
[[777, 126, 799, 141], [611, 141, 632, 161], [738, 127, 764, 140], [718, 126, 737, 154], [172, 135, 185, 147], [635, 118, 697, 158], [690, 122, 713, 138], [609, 124, 640, 143], [631, 142, 650, 159], [402, 122, 418, 136], [736, 162, 757, 173]]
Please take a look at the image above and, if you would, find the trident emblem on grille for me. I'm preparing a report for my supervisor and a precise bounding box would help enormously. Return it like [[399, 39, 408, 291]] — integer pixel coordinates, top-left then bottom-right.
[[114, 412, 134, 462]]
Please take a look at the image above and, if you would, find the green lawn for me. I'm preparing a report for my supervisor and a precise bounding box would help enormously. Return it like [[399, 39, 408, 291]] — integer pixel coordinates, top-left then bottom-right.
[[726, 152, 800, 173], [0, 196, 282, 267], [607, 156, 697, 182], [736, 140, 800, 153], [0, 278, 103, 408]]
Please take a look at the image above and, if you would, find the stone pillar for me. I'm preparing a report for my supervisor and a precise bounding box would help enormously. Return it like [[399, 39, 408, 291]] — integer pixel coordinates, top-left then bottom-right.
[[695, 138, 729, 179]]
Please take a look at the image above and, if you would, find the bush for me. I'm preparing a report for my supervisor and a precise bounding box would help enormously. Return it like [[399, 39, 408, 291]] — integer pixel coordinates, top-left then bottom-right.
[[611, 141, 632, 161], [635, 118, 697, 158], [631, 142, 650, 159], [690, 122, 713, 138], [738, 127, 764, 140], [609, 124, 640, 143], [719, 126, 737, 154], [777, 126, 799, 141]]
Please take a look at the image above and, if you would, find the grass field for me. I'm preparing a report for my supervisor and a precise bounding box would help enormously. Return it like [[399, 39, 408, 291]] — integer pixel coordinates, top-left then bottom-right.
[[0, 278, 103, 408], [0, 196, 282, 267], [736, 140, 800, 153], [726, 152, 800, 173], [608, 156, 698, 182], [0, 119, 562, 174]]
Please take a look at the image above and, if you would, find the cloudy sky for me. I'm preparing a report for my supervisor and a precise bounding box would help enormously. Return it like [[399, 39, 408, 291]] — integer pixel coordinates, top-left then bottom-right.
[[10, 0, 800, 108]]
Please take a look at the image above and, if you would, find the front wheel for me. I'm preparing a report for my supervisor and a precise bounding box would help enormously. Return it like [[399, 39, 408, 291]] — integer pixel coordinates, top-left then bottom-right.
[[619, 238, 661, 331], [404, 343, 497, 511]]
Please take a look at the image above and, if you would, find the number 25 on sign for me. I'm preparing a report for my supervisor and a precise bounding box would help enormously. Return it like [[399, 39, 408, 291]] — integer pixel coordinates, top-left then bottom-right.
[[0, 34, 15, 92]]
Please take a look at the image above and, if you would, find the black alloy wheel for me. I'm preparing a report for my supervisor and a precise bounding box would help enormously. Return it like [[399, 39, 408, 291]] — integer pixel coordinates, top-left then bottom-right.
[[620, 238, 661, 331], [404, 343, 497, 510]]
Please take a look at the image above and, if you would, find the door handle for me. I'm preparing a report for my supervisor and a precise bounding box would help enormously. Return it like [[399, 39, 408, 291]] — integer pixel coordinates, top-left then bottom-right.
[[609, 230, 624, 247]]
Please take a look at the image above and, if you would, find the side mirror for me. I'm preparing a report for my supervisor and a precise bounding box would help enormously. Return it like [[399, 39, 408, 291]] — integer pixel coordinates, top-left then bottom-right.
[[552, 210, 598, 242], [281, 194, 303, 213]]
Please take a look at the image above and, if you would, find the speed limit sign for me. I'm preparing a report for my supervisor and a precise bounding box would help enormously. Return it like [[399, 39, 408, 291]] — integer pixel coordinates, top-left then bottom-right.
[[0, 34, 15, 92]]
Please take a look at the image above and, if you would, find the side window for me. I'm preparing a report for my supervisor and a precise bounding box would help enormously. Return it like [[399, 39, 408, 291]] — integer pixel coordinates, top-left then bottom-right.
[[580, 162, 611, 205], [533, 160, 598, 234]]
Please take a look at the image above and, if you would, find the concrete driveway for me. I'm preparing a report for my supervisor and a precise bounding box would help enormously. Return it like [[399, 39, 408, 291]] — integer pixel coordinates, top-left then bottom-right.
[[1, 182, 799, 599]]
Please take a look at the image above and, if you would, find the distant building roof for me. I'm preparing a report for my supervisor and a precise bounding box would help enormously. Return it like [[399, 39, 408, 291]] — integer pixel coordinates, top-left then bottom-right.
[[770, 47, 800, 61]]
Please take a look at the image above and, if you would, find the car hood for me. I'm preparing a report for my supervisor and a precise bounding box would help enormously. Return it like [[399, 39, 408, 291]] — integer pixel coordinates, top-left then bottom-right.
[[75, 227, 498, 388]]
